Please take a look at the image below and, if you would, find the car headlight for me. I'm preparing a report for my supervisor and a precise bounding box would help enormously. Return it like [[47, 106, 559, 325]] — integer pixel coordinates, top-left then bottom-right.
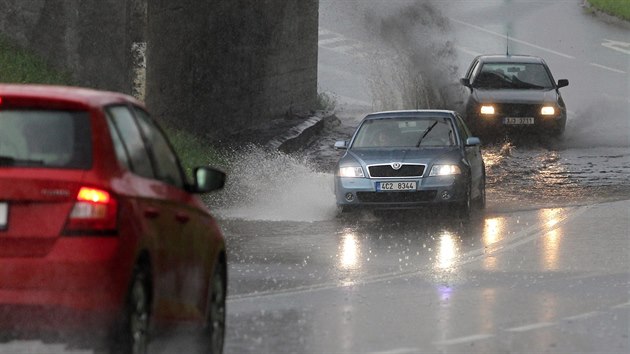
[[480, 105, 495, 115], [429, 164, 462, 176], [541, 106, 555, 115], [339, 166, 365, 178]]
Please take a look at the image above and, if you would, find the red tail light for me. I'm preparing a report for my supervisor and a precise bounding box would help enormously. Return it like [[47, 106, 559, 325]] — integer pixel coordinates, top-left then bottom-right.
[[63, 187, 118, 235]]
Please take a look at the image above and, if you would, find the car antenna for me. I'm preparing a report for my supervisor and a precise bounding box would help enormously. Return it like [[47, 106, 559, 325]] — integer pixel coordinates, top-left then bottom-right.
[[506, 31, 510, 56]]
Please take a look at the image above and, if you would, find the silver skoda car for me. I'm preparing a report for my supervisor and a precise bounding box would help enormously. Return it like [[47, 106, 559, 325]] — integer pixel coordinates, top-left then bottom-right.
[[334, 110, 486, 217]]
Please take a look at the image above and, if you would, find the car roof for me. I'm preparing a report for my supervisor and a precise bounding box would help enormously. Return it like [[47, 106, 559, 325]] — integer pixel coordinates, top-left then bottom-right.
[[364, 109, 457, 120], [475, 54, 546, 64], [0, 83, 143, 109]]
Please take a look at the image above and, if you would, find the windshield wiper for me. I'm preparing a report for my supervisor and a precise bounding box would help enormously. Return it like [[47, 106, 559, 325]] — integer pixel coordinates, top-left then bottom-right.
[[416, 121, 438, 147], [0, 155, 45, 167]]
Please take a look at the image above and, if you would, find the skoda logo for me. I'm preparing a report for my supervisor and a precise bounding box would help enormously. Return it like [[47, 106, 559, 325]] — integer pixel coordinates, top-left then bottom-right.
[[391, 162, 402, 170]]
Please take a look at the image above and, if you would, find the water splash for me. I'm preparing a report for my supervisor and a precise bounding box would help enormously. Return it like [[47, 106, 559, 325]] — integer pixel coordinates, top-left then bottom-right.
[[206, 145, 337, 222], [561, 96, 630, 149], [359, 0, 463, 112]]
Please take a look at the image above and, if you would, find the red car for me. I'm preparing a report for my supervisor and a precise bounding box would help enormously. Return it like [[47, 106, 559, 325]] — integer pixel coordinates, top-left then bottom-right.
[[0, 84, 227, 353]]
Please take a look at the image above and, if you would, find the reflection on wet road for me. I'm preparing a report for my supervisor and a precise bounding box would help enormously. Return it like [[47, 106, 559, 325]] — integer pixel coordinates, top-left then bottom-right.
[[224, 205, 585, 299], [224, 201, 629, 354]]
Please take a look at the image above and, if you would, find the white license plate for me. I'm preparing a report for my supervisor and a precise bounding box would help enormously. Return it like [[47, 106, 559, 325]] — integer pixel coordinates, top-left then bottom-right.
[[0, 202, 7, 229], [376, 181, 417, 191], [504, 117, 535, 125]]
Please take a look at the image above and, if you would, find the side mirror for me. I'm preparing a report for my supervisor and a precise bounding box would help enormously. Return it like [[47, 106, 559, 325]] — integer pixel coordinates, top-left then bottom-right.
[[334, 140, 348, 150], [466, 137, 481, 146], [557, 79, 569, 88], [192, 166, 226, 193], [459, 78, 471, 88]]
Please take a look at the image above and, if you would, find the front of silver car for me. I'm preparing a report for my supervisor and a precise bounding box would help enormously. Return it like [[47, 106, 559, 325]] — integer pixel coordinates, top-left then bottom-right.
[[334, 110, 474, 212]]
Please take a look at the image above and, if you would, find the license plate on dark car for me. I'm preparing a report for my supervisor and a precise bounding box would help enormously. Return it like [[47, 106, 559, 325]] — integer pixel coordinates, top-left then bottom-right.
[[504, 117, 534, 125], [376, 181, 417, 191]]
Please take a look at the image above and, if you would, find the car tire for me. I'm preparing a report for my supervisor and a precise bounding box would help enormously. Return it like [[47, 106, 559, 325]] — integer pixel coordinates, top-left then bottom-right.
[[456, 183, 472, 220], [475, 174, 486, 210], [204, 260, 227, 354], [549, 127, 564, 138], [110, 266, 151, 354]]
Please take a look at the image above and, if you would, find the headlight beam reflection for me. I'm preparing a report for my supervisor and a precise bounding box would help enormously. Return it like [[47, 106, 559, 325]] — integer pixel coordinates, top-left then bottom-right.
[[338, 232, 363, 286], [436, 231, 458, 271]]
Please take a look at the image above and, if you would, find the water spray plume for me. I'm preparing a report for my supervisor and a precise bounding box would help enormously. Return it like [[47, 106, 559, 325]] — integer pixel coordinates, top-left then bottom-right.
[[205, 145, 337, 222]]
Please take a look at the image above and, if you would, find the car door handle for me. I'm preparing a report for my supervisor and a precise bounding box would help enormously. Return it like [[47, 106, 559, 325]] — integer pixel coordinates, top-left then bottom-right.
[[143, 208, 160, 219], [175, 212, 190, 224]]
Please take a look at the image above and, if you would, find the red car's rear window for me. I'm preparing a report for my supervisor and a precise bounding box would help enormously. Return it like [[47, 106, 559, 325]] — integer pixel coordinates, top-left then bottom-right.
[[0, 109, 92, 169]]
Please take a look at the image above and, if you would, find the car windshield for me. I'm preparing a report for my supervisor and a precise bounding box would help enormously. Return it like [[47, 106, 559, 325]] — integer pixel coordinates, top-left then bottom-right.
[[351, 117, 456, 148], [0, 109, 92, 169], [473, 62, 554, 89]]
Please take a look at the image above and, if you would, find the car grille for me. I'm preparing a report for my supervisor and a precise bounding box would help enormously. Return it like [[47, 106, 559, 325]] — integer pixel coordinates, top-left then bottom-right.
[[497, 103, 539, 116], [368, 164, 425, 178], [356, 190, 437, 203]]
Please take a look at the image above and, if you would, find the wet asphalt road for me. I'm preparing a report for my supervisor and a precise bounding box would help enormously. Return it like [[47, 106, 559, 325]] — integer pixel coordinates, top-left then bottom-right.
[[218, 112, 630, 353], [222, 200, 629, 354]]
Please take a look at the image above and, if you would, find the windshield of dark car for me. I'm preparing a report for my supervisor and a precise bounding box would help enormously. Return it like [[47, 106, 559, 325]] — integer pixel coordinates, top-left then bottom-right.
[[0, 109, 92, 169], [351, 117, 456, 148], [473, 62, 554, 89]]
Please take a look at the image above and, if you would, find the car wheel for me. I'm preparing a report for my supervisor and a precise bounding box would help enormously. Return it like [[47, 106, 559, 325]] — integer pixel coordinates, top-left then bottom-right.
[[205, 260, 226, 354], [476, 174, 486, 210], [456, 183, 472, 220], [110, 266, 150, 354], [549, 127, 564, 138]]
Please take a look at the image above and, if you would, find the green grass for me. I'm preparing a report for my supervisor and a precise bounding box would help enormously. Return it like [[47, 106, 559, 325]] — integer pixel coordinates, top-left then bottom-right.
[[588, 0, 630, 21], [0, 34, 222, 175], [0, 36, 71, 84], [161, 125, 228, 178]]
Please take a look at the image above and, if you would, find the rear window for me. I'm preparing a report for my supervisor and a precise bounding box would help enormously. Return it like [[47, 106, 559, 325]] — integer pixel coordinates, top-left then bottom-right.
[[0, 109, 92, 169]]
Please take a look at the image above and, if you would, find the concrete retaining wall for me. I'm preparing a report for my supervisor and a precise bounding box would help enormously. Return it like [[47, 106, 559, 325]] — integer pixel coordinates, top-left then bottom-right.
[[0, 0, 319, 140], [0, 0, 133, 92]]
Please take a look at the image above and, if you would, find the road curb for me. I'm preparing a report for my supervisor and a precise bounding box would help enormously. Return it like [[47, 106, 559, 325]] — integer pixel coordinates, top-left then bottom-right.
[[267, 111, 336, 153]]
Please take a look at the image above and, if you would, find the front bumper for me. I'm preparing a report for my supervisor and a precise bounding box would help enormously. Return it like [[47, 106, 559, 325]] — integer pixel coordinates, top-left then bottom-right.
[[467, 112, 566, 136], [335, 175, 468, 210]]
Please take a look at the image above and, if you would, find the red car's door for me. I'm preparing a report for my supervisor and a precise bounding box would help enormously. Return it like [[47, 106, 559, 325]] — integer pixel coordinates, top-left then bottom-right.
[[106, 105, 192, 321], [131, 106, 213, 322]]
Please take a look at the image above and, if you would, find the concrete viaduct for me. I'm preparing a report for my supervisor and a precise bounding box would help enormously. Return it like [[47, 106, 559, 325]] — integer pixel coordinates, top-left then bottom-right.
[[0, 0, 319, 141]]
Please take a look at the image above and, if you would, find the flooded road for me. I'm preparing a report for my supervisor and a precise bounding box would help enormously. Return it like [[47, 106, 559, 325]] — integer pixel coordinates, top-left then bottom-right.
[[482, 141, 630, 210], [220, 195, 629, 354], [316, 0, 630, 211], [300, 109, 630, 214]]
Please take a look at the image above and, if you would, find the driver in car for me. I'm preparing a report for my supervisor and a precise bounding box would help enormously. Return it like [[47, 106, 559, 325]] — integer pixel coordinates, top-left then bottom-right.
[[372, 129, 395, 147]]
